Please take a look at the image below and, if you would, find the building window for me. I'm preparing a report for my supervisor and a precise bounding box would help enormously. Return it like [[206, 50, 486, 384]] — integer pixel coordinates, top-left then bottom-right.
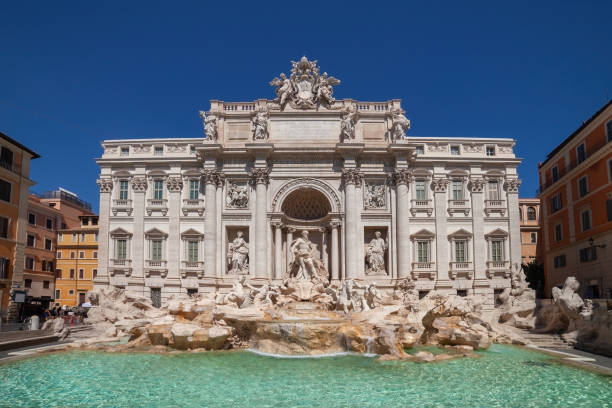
[[93, 251, 98, 259], [120, 147, 129, 157], [415, 145, 424, 155], [554, 255, 566, 268], [454, 240, 467, 262], [0, 179, 11, 202], [92, 218, 98, 226], [550, 193, 562, 213], [608, 199, 612, 222], [94, 232, 98, 242], [70, 251, 75, 259], [491, 240, 503, 262], [72, 233, 77, 242], [530, 232, 537, 243], [187, 288, 198, 297], [0, 216, 8, 238], [187, 240, 199, 262], [189, 180, 200, 200], [417, 241, 430, 263], [0, 146, 14, 170], [47, 261, 53, 272], [45, 238, 52, 250], [151, 239, 163, 261], [154, 146, 163, 156], [69, 269, 75, 279], [56, 251, 62, 259], [93, 269, 97, 278], [487, 180, 499, 200], [451, 180, 464, 200], [415, 180, 426, 200], [456, 289, 467, 297], [79, 269, 84, 279], [190, 146, 196, 154], [486, 146, 495, 156], [576, 143, 586, 164], [116, 239, 127, 260], [27, 234, 35, 247], [527, 207, 536, 220], [0, 257, 9, 279], [607, 120, 612, 143], [578, 176, 588, 198], [43, 280, 50, 289], [552, 166, 559, 182], [579, 247, 597, 263], [25, 257, 34, 270], [42, 260, 47, 271], [46, 218, 53, 230], [119, 180, 129, 200], [79, 251, 85, 259], [153, 179, 164, 200], [554, 223, 563, 242], [58, 233, 62, 242], [69, 289, 74, 295], [581, 209, 591, 231], [55, 290, 60, 299], [24, 279, 32, 288], [28, 212, 36, 225], [450, 145, 460, 155], [80, 233, 85, 241]]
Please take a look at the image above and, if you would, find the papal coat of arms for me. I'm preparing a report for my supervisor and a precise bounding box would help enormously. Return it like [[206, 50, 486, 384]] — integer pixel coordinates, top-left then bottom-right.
[[270, 56, 340, 110]]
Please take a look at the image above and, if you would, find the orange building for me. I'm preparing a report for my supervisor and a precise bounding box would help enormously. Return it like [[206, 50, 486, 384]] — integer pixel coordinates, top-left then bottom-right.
[[39, 188, 93, 228], [55, 215, 98, 306], [538, 100, 612, 299], [0, 132, 39, 321], [519, 198, 542, 264]]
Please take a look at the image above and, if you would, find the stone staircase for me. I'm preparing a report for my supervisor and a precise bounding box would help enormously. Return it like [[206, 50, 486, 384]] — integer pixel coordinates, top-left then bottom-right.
[[520, 331, 573, 349]]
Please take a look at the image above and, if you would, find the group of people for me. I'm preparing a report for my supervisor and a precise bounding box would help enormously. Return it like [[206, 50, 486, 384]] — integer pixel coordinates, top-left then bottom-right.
[[43, 305, 87, 325]]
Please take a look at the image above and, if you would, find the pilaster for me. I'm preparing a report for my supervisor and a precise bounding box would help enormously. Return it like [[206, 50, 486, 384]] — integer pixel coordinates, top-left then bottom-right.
[[394, 169, 412, 279], [251, 168, 270, 278], [94, 178, 112, 286], [342, 169, 362, 279], [166, 176, 183, 286], [131, 176, 147, 284], [432, 177, 451, 286], [504, 178, 522, 270], [469, 177, 487, 280]]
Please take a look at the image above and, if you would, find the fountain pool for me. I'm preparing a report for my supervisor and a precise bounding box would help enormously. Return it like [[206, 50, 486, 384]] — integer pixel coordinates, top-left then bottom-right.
[[1, 344, 610, 407]]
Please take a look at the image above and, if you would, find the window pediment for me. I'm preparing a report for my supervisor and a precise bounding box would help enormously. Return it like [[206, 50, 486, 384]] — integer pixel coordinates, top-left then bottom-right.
[[485, 228, 508, 238], [145, 228, 168, 238], [410, 229, 435, 240], [110, 227, 132, 237], [181, 228, 203, 238], [448, 228, 472, 239]]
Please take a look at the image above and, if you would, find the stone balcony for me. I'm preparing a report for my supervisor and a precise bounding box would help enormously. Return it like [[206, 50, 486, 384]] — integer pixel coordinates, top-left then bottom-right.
[[109, 259, 132, 277], [449, 262, 474, 279], [145, 260, 168, 277], [146, 199, 168, 216], [447, 199, 470, 216], [486, 260, 511, 278], [411, 262, 436, 280], [182, 198, 205, 216], [484, 200, 507, 216], [111, 199, 133, 216], [410, 199, 433, 216], [181, 260, 204, 278]]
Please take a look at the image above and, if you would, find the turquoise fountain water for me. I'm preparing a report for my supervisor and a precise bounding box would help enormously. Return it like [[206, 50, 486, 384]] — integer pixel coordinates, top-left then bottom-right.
[[1, 344, 610, 407]]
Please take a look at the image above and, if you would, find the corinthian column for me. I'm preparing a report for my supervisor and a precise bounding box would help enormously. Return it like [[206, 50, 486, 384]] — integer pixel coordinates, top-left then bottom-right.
[[272, 222, 283, 280], [342, 169, 362, 279], [504, 178, 522, 271], [203, 170, 220, 277], [394, 170, 412, 279], [330, 221, 340, 281], [166, 176, 183, 283], [251, 168, 270, 278], [95, 178, 113, 287]]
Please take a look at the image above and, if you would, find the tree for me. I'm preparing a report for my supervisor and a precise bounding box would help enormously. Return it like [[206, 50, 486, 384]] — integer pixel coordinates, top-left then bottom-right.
[[522, 260, 545, 298]]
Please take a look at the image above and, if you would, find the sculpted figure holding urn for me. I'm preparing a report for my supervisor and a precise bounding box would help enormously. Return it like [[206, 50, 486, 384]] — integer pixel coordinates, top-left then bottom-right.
[[227, 230, 249, 274]]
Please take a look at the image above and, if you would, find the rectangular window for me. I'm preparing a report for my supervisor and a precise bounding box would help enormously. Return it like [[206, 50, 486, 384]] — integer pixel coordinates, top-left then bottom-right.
[[93, 251, 98, 259], [607, 199, 612, 222], [581, 210, 591, 231], [120, 147, 129, 156], [578, 177, 588, 198], [27, 234, 35, 247], [451, 180, 464, 200], [486, 146, 495, 156], [46, 218, 53, 230], [55, 289, 60, 299], [119, 180, 129, 200], [417, 241, 429, 263], [530, 232, 537, 243], [70, 251, 75, 259], [576, 143, 586, 164], [56, 251, 62, 259], [45, 238, 52, 250], [43, 280, 50, 289], [450, 145, 460, 155], [116, 239, 127, 260], [552, 166, 559, 182], [415, 145, 424, 155], [554, 255, 566, 268], [415, 180, 426, 200], [28, 212, 36, 225], [72, 233, 77, 242], [69, 269, 75, 279], [0, 257, 9, 279], [0, 216, 8, 238], [607, 120, 612, 142], [94, 232, 98, 242], [189, 180, 200, 200], [154, 146, 163, 156], [0, 146, 14, 170], [487, 181, 499, 200], [550, 193, 562, 213], [93, 269, 97, 278], [0, 179, 11, 202], [25, 257, 34, 270], [554, 223, 563, 242], [491, 240, 503, 262], [153, 179, 164, 200], [579, 247, 597, 263], [151, 240, 163, 261], [24, 279, 32, 288], [79, 251, 85, 259], [58, 233, 63, 242], [455, 240, 467, 262], [79, 269, 84, 279], [80, 233, 85, 242], [187, 240, 199, 262]]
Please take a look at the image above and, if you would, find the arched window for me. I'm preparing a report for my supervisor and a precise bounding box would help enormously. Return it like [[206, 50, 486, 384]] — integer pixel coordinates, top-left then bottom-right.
[[527, 207, 536, 220]]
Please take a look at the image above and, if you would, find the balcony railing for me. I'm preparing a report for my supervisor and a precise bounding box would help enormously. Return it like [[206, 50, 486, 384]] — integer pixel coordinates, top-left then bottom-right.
[[486, 260, 510, 278], [411, 261, 436, 280], [484, 200, 506, 216], [410, 199, 433, 216], [181, 260, 204, 278], [449, 261, 473, 279], [447, 199, 470, 216], [146, 199, 168, 216], [112, 199, 133, 216], [111, 259, 132, 267], [182, 260, 204, 269], [109, 259, 132, 277], [146, 260, 167, 268], [182, 198, 205, 216]]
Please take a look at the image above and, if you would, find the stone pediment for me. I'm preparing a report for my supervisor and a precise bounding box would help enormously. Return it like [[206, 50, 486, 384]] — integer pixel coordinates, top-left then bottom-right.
[[448, 228, 473, 238], [485, 228, 508, 238], [410, 229, 435, 240], [109, 227, 132, 237], [145, 228, 168, 238], [181, 228, 203, 237]]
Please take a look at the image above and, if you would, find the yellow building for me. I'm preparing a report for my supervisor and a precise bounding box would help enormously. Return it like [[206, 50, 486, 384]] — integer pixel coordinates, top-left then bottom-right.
[[55, 215, 99, 306], [0, 131, 39, 322]]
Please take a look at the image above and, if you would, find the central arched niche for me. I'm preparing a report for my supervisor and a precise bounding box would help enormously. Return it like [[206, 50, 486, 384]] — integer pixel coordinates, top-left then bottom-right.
[[281, 188, 331, 220]]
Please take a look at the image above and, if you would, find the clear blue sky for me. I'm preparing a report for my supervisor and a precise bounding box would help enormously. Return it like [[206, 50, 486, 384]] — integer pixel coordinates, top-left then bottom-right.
[[1, 1, 611, 213]]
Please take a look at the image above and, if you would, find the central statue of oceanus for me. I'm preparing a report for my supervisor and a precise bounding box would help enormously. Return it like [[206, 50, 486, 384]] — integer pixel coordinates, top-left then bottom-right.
[[288, 230, 328, 282]]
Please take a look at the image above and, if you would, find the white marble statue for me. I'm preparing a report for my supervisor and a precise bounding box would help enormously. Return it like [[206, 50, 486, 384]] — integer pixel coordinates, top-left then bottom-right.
[[314, 72, 340, 106], [390, 109, 410, 141], [252, 110, 269, 140], [200, 112, 218, 141], [290, 230, 318, 281], [227, 231, 249, 274], [269, 73, 294, 109], [362, 282, 383, 311], [364, 183, 385, 208], [366, 231, 387, 275], [226, 182, 248, 208], [340, 105, 358, 141], [217, 276, 250, 307]]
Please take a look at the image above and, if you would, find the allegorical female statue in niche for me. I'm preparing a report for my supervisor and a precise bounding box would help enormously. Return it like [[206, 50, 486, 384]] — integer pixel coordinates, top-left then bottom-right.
[[366, 231, 387, 275], [227, 230, 249, 274]]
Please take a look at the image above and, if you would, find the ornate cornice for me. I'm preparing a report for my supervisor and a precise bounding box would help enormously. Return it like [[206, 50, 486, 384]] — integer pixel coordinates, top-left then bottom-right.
[[342, 169, 363, 186], [96, 178, 113, 193], [393, 169, 413, 186], [468, 178, 485, 193], [131, 177, 148, 193], [166, 176, 183, 192], [504, 178, 521, 193], [432, 177, 450, 193], [250, 168, 270, 185]]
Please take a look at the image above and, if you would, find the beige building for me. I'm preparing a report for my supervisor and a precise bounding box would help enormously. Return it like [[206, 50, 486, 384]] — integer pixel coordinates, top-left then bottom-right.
[[518, 198, 542, 264]]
